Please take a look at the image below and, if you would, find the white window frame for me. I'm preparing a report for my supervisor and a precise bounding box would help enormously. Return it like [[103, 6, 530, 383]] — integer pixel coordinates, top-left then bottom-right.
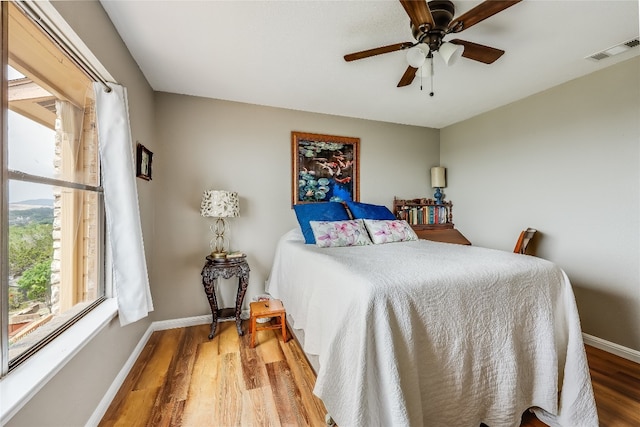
[[0, 1, 117, 422]]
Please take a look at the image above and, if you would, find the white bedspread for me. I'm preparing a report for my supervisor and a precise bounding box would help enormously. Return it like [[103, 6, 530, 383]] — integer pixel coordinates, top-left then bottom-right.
[[267, 229, 597, 427]]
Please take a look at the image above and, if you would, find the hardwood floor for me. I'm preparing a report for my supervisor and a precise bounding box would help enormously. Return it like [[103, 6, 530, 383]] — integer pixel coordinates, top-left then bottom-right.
[[583, 345, 640, 425], [100, 321, 640, 427], [99, 321, 328, 427]]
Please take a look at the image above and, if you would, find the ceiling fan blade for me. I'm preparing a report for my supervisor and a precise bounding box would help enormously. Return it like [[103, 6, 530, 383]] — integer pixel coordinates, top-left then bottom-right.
[[399, 0, 434, 31], [448, 0, 522, 33], [344, 42, 413, 62], [449, 39, 505, 64], [397, 65, 418, 87]]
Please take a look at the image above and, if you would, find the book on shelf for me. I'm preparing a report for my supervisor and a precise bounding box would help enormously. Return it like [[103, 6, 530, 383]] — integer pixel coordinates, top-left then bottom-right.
[[399, 205, 448, 225], [393, 197, 452, 226]]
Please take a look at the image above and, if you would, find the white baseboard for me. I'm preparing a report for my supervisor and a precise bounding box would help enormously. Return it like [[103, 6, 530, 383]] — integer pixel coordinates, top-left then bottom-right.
[[153, 310, 250, 331], [153, 314, 212, 331], [582, 333, 640, 364]]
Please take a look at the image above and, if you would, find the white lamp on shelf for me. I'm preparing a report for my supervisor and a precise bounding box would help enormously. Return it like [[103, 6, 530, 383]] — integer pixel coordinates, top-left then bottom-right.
[[200, 190, 239, 258], [430, 167, 446, 205]]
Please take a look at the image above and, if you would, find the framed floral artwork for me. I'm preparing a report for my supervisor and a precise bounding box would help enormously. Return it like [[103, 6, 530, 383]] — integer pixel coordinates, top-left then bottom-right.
[[291, 131, 360, 205]]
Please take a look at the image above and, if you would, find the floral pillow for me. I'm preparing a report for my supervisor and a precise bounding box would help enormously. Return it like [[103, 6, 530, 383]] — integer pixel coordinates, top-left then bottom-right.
[[363, 219, 418, 244], [309, 219, 372, 248]]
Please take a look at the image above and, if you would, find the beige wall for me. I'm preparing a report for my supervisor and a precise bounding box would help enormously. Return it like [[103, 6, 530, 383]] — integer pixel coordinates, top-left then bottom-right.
[[7, 1, 156, 425], [441, 57, 640, 351], [152, 92, 440, 320]]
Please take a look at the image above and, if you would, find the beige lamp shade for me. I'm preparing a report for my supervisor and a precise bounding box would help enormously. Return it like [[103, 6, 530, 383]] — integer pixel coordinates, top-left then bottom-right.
[[200, 190, 239, 218], [431, 167, 446, 188]]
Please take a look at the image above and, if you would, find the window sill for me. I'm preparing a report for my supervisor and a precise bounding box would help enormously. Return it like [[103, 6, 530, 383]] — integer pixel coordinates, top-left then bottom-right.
[[0, 298, 118, 424]]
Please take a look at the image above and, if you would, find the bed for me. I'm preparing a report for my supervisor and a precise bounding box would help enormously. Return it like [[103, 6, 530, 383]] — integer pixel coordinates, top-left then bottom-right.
[[267, 227, 598, 427]]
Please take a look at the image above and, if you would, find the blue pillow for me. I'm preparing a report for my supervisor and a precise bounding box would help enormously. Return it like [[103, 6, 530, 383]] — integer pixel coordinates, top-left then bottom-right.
[[346, 201, 396, 220], [293, 202, 351, 244]]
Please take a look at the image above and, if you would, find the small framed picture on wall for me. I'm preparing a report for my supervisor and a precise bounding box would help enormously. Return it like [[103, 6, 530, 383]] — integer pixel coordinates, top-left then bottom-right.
[[136, 142, 153, 181]]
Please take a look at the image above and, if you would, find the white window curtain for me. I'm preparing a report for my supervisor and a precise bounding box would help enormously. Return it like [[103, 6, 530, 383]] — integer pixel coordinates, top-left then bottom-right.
[[93, 83, 153, 326]]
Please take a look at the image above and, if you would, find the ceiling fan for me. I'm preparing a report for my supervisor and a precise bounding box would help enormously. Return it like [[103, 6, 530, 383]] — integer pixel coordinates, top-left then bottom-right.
[[344, 0, 522, 89]]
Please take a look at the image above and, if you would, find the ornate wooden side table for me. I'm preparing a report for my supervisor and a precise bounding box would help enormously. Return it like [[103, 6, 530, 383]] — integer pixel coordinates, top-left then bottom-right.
[[201, 255, 250, 339]]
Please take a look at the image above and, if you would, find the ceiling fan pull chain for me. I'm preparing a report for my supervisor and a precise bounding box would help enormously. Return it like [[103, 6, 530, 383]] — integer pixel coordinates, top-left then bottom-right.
[[430, 53, 435, 97]]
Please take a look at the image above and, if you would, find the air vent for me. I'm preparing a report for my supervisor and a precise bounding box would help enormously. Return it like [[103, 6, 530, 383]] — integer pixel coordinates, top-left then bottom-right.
[[588, 52, 610, 61], [586, 37, 640, 61], [625, 38, 640, 48]]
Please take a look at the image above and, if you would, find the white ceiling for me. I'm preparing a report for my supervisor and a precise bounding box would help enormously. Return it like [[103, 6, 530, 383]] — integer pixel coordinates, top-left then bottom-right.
[[100, 0, 639, 129]]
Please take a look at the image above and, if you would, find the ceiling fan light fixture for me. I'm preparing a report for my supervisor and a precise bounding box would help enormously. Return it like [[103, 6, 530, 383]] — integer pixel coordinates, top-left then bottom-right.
[[417, 43, 430, 55], [439, 42, 464, 66], [406, 46, 426, 68], [343, 0, 523, 89]]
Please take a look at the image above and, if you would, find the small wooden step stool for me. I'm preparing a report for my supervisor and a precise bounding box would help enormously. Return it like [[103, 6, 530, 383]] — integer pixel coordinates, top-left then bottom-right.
[[249, 299, 287, 348]]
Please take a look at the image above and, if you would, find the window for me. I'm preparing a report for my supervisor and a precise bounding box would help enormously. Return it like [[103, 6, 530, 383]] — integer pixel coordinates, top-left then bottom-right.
[[1, 1, 105, 374]]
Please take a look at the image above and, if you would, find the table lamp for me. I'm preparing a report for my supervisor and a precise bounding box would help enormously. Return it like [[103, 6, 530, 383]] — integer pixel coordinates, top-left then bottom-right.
[[430, 167, 446, 205], [200, 190, 239, 258]]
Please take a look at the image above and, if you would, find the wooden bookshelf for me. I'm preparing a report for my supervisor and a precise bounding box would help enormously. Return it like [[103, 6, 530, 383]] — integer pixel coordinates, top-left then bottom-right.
[[393, 197, 454, 230], [393, 197, 471, 245]]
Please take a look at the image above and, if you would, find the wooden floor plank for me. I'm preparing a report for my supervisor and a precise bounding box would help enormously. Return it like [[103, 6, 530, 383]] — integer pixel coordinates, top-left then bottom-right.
[[146, 326, 208, 427], [101, 388, 158, 427], [244, 386, 282, 427], [134, 328, 181, 391], [239, 333, 268, 390], [280, 336, 328, 425], [98, 332, 161, 424], [170, 325, 203, 401], [146, 329, 190, 426], [169, 399, 186, 426], [587, 345, 640, 403], [218, 320, 241, 355], [215, 352, 243, 425], [180, 340, 219, 427], [265, 360, 308, 426], [592, 380, 640, 425], [585, 345, 640, 426], [256, 327, 286, 365], [100, 323, 639, 427]]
